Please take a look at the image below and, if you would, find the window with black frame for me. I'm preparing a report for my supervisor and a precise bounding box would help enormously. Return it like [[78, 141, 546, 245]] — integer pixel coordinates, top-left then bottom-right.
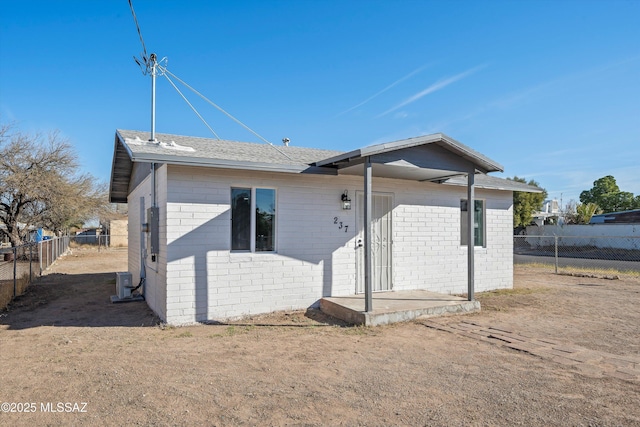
[[231, 188, 251, 251], [231, 187, 275, 252], [460, 199, 485, 247]]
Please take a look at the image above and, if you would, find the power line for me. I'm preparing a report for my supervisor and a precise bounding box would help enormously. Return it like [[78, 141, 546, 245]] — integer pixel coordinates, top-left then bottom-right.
[[164, 70, 273, 145], [163, 69, 293, 161], [127, 0, 290, 160], [128, 0, 149, 69], [162, 71, 221, 140]]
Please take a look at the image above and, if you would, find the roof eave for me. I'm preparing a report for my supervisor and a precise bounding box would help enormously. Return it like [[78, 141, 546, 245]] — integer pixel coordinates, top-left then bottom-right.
[[315, 133, 504, 173], [109, 132, 135, 204]]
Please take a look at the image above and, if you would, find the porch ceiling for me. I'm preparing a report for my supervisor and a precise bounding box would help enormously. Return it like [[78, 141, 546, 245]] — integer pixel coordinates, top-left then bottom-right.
[[315, 133, 504, 181], [336, 162, 464, 182]]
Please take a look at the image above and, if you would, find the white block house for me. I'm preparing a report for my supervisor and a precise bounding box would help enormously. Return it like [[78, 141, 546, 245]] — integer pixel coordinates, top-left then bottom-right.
[[109, 130, 539, 325]]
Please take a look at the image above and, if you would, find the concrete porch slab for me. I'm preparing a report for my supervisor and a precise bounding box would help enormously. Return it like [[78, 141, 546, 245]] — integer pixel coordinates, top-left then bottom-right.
[[320, 290, 480, 326]]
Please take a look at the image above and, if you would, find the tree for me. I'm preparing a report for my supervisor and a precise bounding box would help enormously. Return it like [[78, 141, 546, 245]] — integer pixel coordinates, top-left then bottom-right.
[[508, 176, 547, 228], [0, 122, 109, 246], [575, 202, 601, 224], [580, 175, 640, 213], [562, 200, 578, 224]]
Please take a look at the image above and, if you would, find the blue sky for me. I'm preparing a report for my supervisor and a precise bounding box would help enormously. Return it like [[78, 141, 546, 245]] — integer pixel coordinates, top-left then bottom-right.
[[1, 0, 638, 206]]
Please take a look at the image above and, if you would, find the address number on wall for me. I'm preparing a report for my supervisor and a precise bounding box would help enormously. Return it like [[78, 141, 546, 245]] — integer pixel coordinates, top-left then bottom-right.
[[333, 217, 349, 233]]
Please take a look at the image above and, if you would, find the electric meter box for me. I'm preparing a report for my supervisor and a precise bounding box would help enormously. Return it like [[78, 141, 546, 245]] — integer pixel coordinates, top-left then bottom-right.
[[147, 206, 159, 255]]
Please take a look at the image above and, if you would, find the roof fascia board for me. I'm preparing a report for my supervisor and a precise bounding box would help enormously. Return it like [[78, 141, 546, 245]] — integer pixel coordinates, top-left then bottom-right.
[[441, 179, 544, 193], [115, 130, 135, 159], [438, 135, 503, 173], [130, 152, 313, 174]]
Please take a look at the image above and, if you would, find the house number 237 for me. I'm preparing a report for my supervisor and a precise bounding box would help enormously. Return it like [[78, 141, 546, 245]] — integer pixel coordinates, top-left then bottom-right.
[[333, 217, 348, 233]]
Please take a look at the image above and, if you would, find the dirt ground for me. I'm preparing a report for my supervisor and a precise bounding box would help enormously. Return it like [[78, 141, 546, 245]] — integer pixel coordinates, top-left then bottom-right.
[[1, 248, 639, 426]]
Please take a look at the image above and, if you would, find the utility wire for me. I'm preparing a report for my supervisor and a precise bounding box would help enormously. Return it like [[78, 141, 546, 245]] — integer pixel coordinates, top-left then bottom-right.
[[127, 0, 291, 161], [128, 0, 148, 63], [162, 71, 221, 139], [163, 69, 293, 160]]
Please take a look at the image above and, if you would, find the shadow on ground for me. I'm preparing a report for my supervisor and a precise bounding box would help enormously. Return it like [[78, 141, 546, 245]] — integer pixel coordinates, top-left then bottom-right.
[[0, 271, 160, 330]]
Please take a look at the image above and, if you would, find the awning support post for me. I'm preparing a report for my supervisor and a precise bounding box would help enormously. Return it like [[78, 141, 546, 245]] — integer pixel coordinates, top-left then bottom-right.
[[364, 156, 373, 312], [467, 167, 475, 301]]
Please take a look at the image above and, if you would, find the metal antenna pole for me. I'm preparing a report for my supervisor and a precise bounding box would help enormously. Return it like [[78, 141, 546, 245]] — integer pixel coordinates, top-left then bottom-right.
[[150, 53, 157, 142]]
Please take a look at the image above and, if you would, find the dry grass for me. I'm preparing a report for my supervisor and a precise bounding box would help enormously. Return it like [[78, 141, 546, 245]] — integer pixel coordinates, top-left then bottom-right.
[[478, 286, 547, 297], [517, 262, 640, 279]]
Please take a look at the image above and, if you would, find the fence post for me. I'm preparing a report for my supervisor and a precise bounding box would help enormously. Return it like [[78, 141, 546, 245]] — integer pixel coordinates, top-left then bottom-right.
[[554, 235, 559, 274], [29, 243, 33, 284], [13, 246, 17, 297]]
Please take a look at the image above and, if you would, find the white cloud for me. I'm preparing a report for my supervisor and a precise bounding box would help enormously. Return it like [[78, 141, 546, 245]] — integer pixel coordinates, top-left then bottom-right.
[[377, 64, 487, 118], [337, 64, 432, 116]]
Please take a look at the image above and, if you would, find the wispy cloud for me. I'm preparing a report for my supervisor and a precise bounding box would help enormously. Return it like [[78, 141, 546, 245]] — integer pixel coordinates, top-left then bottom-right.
[[425, 54, 640, 133], [337, 64, 432, 116], [491, 54, 640, 110], [377, 64, 487, 118]]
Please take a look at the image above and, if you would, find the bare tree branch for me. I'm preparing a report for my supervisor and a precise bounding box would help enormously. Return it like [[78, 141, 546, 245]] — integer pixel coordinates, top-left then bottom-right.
[[0, 121, 110, 246]]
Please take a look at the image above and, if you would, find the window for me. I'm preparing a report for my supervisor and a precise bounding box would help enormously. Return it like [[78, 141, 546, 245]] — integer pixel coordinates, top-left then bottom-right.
[[231, 188, 251, 250], [231, 188, 276, 252], [460, 199, 485, 247]]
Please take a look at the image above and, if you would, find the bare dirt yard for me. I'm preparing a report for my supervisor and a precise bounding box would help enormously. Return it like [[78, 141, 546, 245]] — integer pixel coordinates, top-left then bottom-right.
[[1, 247, 639, 426]]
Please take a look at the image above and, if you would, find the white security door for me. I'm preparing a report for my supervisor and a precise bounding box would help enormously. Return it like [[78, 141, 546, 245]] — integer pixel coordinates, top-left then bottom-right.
[[357, 193, 393, 293]]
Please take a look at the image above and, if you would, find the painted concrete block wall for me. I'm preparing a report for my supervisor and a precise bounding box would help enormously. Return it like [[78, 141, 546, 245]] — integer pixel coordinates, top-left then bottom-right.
[[370, 181, 513, 295], [476, 192, 514, 292], [158, 165, 514, 324], [127, 165, 168, 320], [164, 166, 363, 324], [127, 182, 143, 307]]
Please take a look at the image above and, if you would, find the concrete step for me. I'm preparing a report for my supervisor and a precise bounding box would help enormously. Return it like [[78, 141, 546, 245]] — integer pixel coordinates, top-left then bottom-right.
[[320, 290, 480, 326]]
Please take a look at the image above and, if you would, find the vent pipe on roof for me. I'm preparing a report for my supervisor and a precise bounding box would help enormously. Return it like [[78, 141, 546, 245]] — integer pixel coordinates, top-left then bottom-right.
[[282, 137, 290, 147]]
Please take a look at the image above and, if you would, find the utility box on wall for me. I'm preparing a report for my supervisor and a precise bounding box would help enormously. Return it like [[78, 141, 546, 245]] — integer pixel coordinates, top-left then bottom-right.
[[147, 206, 159, 255]]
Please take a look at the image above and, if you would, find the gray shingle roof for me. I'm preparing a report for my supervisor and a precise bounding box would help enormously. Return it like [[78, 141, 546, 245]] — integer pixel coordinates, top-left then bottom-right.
[[110, 129, 541, 203], [117, 129, 342, 170]]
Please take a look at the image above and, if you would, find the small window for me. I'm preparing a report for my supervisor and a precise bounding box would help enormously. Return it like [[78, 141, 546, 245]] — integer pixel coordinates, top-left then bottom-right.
[[231, 188, 251, 250], [255, 188, 275, 251], [231, 188, 276, 252], [461, 199, 485, 247]]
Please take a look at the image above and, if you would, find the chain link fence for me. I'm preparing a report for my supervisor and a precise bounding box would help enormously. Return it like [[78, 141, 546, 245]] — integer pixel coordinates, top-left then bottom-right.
[[514, 235, 640, 280], [70, 234, 128, 251], [0, 236, 70, 311], [0, 234, 128, 311]]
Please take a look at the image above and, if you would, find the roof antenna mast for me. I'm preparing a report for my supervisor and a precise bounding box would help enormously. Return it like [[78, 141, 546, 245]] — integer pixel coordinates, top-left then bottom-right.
[[129, 0, 163, 143], [149, 52, 157, 142]]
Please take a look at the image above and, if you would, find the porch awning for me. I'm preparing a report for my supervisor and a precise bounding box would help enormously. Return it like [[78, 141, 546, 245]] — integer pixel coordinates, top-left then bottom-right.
[[314, 133, 504, 181]]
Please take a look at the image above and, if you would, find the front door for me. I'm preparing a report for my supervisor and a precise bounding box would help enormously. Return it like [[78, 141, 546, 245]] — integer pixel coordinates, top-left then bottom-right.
[[357, 193, 393, 293]]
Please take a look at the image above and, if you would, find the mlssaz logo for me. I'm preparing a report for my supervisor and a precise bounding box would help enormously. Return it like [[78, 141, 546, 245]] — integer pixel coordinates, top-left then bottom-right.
[[40, 402, 88, 413]]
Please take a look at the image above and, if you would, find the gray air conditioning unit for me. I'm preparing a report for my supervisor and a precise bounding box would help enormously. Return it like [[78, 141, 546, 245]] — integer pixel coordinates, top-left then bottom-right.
[[116, 272, 133, 299]]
